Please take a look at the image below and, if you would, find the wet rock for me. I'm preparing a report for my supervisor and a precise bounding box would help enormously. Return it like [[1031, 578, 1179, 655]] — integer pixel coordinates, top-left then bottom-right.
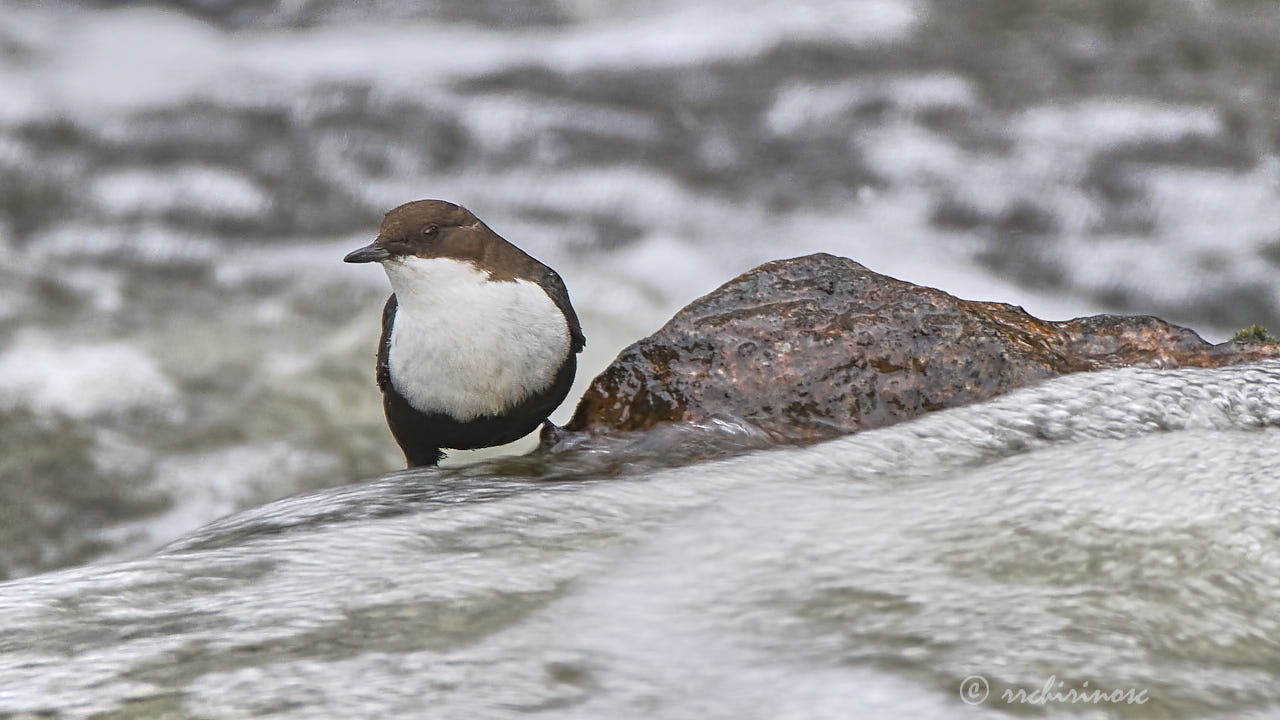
[[564, 253, 1280, 445]]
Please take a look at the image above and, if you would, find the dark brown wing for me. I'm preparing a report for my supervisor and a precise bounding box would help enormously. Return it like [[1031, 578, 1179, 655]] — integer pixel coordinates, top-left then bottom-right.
[[377, 293, 397, 391], [539, 267, 585, 353]]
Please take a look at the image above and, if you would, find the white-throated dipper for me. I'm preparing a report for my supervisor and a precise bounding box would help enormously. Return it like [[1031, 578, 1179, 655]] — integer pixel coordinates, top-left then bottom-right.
[[344, 200, 585, 467]]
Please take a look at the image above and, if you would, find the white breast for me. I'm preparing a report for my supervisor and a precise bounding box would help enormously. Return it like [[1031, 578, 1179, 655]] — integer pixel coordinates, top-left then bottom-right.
[[382, 256, 571, 422]]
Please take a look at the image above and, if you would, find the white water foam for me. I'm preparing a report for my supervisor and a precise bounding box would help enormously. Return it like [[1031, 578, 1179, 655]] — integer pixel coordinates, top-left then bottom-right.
[[0, 334, 183, 421], [0, 1, 920, 123]]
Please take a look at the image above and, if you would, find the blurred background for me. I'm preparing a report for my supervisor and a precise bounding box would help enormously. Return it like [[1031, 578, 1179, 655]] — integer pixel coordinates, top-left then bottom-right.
[[1, 0, 1278, 580]]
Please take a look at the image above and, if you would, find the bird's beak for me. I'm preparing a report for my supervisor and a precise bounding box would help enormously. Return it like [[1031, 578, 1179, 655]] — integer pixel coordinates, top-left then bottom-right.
[[344, 241, 392, 264]]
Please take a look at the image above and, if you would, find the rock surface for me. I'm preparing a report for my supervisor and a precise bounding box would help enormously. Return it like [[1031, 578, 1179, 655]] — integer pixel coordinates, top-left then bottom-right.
[[564, 253, 1280, 444]]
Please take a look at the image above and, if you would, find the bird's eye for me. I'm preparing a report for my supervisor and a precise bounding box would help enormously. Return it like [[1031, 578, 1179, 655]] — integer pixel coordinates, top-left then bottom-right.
[[422, 225, 439, 238]]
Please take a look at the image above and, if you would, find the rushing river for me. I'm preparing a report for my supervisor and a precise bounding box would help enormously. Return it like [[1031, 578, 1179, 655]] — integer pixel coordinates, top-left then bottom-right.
[[4, 363, 1280, 718], [2, 1, 1280, 716]]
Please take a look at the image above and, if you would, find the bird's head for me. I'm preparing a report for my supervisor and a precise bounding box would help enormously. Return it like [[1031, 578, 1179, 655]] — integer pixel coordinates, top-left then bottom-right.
[[343, 200, 486, 265]]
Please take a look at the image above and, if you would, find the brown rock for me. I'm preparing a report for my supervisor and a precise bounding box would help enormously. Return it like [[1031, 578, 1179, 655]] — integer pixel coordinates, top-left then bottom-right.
[[564, 253, 1280, 444]]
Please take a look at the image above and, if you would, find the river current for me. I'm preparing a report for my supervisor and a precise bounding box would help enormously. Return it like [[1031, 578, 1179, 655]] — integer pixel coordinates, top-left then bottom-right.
[[3, 363, 1280, 717]]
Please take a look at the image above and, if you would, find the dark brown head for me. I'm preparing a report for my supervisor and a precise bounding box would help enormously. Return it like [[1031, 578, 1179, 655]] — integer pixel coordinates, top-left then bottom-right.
[[344, 199, 547, 281], [344, 200, 484, 263]]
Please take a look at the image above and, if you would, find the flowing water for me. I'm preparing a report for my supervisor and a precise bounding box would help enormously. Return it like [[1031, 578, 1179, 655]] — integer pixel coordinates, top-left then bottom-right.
[[2, 1, 1280, 716], [4, 363, 1280, 718]]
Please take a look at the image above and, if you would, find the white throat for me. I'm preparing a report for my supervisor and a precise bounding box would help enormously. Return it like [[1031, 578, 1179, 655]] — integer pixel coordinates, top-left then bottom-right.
[[382, 256, 570, 421]]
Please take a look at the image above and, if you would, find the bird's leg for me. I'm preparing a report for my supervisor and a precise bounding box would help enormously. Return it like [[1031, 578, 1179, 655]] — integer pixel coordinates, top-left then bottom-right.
[[405, 447, 445, 468]]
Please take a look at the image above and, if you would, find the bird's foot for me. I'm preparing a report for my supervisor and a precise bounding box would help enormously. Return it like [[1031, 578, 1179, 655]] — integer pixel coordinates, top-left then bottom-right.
[[536, 420, 566, 452]]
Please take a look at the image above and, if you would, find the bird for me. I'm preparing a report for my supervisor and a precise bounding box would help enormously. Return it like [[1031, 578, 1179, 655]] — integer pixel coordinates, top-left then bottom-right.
[[344, 199, 585, 467]]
